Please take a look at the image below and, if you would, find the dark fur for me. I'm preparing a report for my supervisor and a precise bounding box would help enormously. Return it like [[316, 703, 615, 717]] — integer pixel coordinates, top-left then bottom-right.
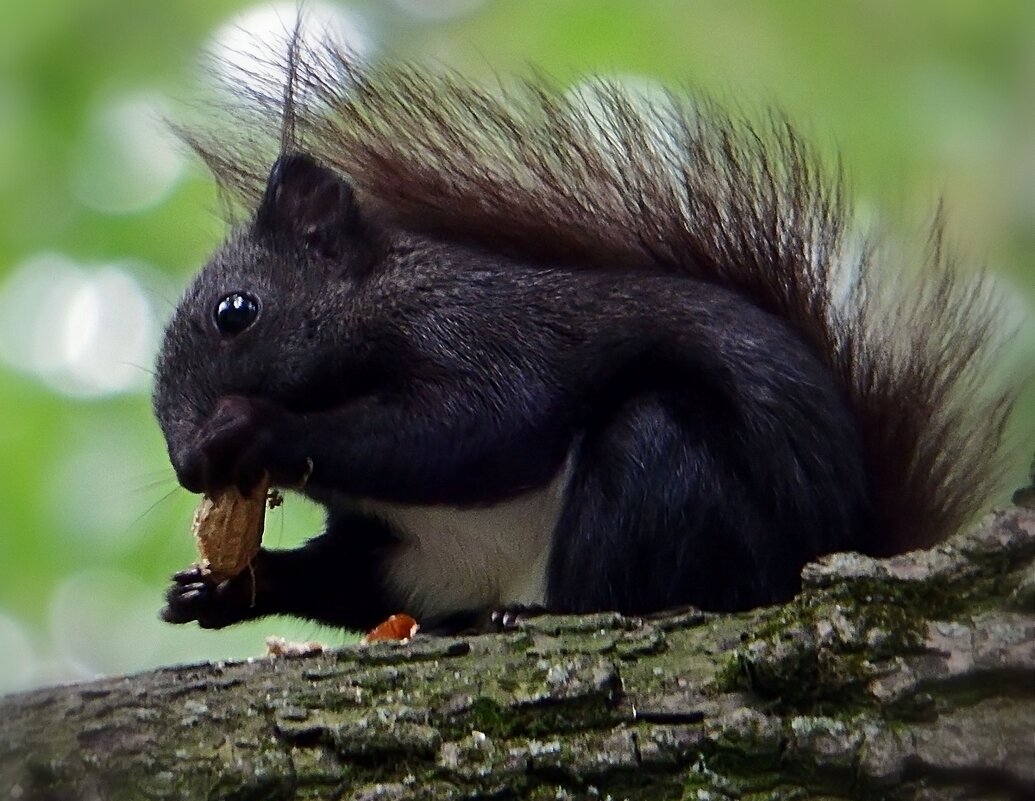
[[155, 38, 1015, 632]]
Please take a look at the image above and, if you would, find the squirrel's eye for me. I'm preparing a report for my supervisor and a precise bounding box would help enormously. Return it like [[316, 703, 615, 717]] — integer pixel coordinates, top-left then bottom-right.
[[214, 293, 260, 336]]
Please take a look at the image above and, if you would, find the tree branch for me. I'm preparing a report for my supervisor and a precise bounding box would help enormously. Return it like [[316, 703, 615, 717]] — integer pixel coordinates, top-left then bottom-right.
[[2, 505, 1033, 801]]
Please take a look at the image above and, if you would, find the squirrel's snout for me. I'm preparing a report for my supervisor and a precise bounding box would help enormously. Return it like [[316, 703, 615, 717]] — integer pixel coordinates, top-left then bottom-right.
[[172, 448, 209, 495], [167, 396, 274, 496]]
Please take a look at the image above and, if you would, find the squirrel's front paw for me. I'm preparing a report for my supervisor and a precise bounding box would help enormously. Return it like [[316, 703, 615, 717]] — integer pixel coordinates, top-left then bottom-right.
[[490, 603, 547, 632], [161, 564, 258, 629]]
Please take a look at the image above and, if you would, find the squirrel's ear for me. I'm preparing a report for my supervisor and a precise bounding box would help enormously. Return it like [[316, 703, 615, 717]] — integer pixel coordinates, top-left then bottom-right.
[[255, 154, 361, 259]]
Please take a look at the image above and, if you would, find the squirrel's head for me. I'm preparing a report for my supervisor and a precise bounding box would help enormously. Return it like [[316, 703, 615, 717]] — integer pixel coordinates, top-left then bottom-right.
[[152, 154, 381, 482]]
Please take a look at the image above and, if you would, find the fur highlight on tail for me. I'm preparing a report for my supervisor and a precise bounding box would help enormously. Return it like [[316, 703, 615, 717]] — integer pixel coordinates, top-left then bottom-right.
[[184, 34, 1017, 555]]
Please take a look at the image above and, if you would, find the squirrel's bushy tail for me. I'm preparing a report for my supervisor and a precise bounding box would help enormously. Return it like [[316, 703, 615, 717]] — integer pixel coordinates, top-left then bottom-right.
[[188, 38, 1017, 554]]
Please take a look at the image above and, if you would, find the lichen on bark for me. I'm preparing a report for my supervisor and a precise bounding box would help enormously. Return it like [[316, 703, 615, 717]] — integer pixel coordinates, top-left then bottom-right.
[[2, 505, 1033, 801]]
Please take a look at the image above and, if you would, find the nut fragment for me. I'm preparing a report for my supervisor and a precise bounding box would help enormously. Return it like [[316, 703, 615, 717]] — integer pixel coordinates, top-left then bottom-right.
[[192, 475, 270, 581], [362, 613, 420, 644], [265, 636, 324, 657]]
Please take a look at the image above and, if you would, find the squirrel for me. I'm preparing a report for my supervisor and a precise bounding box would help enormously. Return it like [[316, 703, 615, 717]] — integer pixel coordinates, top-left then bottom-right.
[[155, 37, 1016, 634]]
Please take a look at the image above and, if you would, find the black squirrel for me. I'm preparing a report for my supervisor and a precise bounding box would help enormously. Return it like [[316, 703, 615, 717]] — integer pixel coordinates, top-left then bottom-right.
[[155, 39, 1015, 633]]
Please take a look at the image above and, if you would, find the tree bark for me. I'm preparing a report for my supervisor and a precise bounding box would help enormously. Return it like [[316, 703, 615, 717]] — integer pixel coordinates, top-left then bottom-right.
[[2, 505, 1033, 801]]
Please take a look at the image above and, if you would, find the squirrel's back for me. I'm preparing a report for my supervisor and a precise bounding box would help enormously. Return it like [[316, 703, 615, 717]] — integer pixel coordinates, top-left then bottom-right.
[[185, 37, 1016, 559]]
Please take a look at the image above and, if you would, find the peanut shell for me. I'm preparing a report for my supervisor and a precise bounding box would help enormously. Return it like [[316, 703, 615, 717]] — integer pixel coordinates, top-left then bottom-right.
[[192, 475, 270, 581]]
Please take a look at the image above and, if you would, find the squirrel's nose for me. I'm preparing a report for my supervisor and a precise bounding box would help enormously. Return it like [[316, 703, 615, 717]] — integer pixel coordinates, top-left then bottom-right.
[[172, 448, 209, 494]]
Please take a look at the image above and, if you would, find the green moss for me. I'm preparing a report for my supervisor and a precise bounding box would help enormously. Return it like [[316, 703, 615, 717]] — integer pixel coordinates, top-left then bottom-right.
[[714, 654, 746, 694], [687, 749, 862, 801], [684, 545, 1035, 718], [716, 571, 950, 713], [464, 697, 509, 738], [446, 695, 619, 742]]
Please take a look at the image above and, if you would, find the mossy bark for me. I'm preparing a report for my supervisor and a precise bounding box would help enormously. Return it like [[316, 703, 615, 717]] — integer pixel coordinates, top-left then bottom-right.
[[2, 505, 1033, 801]]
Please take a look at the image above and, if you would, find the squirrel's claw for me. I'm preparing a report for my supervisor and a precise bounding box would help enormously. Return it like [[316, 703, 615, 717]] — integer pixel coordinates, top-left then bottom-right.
[[490, 603, 547, 632], [161, 566, 252, 629]]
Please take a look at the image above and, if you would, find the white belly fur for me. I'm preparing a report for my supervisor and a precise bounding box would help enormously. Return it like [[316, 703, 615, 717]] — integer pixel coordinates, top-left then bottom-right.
[[334, 455, 573, 622]]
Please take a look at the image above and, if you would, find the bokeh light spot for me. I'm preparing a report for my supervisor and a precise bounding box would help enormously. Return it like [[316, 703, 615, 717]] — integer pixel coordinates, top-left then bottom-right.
[[48, 570, 161, 678], [48, 428, 171, 550], [209, 1, 372, 91], [0, 254, 160, 398], [71, 91, 187, 215], [0, 610, 36, 694]]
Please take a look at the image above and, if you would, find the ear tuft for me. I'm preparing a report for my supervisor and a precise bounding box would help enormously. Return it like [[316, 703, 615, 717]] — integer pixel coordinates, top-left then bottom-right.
[[255, 154, 360, 258]]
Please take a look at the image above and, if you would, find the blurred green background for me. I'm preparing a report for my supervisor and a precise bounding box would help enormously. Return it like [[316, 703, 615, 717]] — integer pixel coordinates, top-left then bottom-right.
[[1, 0, 1033, 693]]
